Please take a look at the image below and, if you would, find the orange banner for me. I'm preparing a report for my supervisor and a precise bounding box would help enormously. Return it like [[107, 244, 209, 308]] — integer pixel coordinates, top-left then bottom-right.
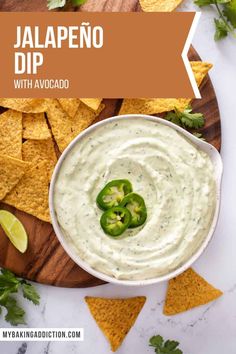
[[0, 12, 197, 98]]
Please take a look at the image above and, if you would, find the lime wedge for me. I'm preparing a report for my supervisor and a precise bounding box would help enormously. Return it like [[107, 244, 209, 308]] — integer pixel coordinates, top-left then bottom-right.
[[0, 210, 28, 253]]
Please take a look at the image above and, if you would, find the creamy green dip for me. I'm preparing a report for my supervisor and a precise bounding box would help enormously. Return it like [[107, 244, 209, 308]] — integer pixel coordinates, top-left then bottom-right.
[[54, 118, 216, 280]]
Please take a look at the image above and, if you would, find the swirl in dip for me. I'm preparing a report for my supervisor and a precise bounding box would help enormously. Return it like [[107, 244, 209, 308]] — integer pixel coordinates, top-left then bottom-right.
[[54, 118, 216, 280]]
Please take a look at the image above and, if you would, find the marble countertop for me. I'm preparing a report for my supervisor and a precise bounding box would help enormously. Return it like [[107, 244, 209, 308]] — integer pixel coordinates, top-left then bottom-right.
[[1, 3, 236, 354]]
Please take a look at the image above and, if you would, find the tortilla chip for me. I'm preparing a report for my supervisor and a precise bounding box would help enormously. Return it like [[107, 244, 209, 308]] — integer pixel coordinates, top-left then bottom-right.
[[4, 161, 50, 223], [23, 113, 51, 140], [58, 98, 80, 118], [190, 61, 213, 87], [119, 98, 190, 116], [0, 99, 48, 113], [140, 0, 183, 12], [46, 99, 105, 152], [163, 268, 223, 315], [0, 154, 29, 200], [0, 110, 22, 159], [80, 98, 102, 111], [22, 139, 57, 180], [85, 296, 146, 352], [119, 61, 212, 115]]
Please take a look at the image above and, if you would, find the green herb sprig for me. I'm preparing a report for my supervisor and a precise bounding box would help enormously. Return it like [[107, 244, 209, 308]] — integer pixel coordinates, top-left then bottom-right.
[[0, 269, 40, 326], [195, 0, 236, 40], [165, 106, 205, 130], [192, 132, 206, 140], [47, 0, 87, 10], [149, 334, 183, 354]]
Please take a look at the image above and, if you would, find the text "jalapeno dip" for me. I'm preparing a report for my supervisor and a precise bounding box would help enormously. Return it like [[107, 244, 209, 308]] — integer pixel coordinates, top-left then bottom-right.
[[54, 118, 216, 281]]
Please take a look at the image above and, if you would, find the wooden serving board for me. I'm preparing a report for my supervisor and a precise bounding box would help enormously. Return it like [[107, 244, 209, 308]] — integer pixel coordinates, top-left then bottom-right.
[[0, 0, 141, 12], [0, 1, 221, 287]]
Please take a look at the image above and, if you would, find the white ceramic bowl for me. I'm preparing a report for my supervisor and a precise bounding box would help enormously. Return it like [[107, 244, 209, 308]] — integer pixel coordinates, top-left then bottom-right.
[[49, 115, 223, 286]]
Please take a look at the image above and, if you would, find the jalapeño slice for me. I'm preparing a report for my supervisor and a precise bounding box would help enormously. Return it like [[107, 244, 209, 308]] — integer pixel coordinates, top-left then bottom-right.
[[100, 206, 131, 237], [120, 193, 147, 228], [96, 179, 133, 210]]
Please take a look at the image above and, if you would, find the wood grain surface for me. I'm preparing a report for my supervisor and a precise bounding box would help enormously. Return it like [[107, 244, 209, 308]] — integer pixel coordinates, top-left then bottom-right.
[[0, 1, 221, 287], [0, 0, 141, 12], [0, 0, 48, 12]]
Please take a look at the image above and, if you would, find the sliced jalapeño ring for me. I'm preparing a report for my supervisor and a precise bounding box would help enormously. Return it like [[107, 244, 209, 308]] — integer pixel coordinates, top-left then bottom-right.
[[96, 179, 133, 210], [100, 206, 132, 237]]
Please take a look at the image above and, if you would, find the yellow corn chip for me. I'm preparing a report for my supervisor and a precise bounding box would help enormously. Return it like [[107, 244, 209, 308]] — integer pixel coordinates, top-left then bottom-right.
[[190, 61, 213, 86], [22, 139, 57, 180], [119, 98, 190, 116], [4, 161, 50, 223], [85, 296, 146, 352], [164, 268, 223, 315], [0, 110, 22, 159], [58, 98, 80, 118], [0, 154, 29, 200], [140, 0, 183, 12], [0, 99, 48, 113], [119, 61, 212, 115], [46, 99, 105, 152], [80, 98, 102, 111], [23, 113, 51, 140]]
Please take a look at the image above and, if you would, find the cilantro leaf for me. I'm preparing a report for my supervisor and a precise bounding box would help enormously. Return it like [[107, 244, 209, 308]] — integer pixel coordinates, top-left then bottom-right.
[[165, 111, 181, 126], [0, 269, 19, 289], [0, 289, 12, 304], [149, 334, 183, 354], [195, 0, 230, 6], [217, 0, 232, 3], [0, 269, 40, 325], [47, 0, 87, 9], [165, 106, 205, 130], [214, 18, 229, 39], [224, 0, 236, 27], [22, 283, 40, 305], [195, 0, 236, 40], [194, 0, 215, 7], [164, 340, 180, 350], [180, 111, 205, 129], [72, 0, 87, 5], [4, 297, 26, 326], [47, 0, 66, 10], [193, 132, 206, 140], [150, 335, 164, 348], [1, 269, 18, 280]]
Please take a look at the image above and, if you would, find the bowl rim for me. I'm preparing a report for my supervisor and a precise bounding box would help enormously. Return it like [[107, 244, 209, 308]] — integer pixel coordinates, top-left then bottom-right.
[[49, 114, 223, 286]]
